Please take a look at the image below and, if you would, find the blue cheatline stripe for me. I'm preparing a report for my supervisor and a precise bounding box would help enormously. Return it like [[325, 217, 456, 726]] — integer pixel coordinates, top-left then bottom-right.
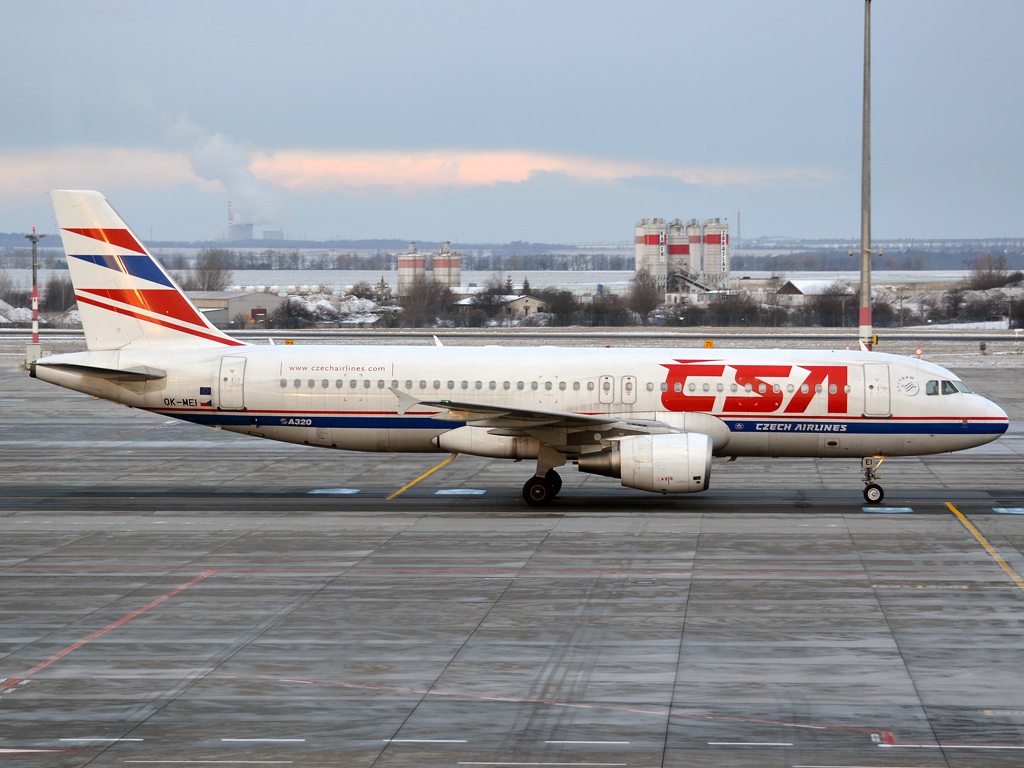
[[726, 419, 1007, 436], [994, 508, 1024, 515], [69, 253, 174, 288], [308, 488, 360, 495], [436, 489, 486, 495], [160, 412, 463, 430], [862, 507, 914, 513]]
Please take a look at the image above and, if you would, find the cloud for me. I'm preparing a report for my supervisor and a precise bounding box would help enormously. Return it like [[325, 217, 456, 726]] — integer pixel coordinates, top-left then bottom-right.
[[0, 147, 202, 204], [166, 116, 291, 226], [250, 149, 837, 193]]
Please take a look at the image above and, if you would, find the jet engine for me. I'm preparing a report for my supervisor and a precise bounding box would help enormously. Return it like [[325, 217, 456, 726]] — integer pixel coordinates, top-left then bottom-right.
[[577, 432, 712, 493]]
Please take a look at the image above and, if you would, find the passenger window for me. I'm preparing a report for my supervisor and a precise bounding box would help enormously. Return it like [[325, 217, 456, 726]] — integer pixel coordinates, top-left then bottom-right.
[[558, 381, 566, 390], [744, 383, 752, 392], [448, 381, 455, 389], [489, 381, 497, 390], [800, 384, 808, 394], [419, 380, 427, 389], [294, 380, 301, 388], [829, 384, 837, 394], [350, 380, 357, 389], [758, 383, 766, 394], [532, 381, 539, 390], [391, 380, 399, 389], [925, 380, 939, 396], [322, 380, 329, 388], [660, 382, 668, 392], [772, 384, 780, 394], [461, 381, 469, 389], [731, 383, 738, 392], [517, 381, 524, 390], [545, 381, 552, 391], [646, 382, 654, 392], [308, 380, 315, 388], [786, 384, 794, 393], [625, 381, 633, 392], [475, 381, 482, 389], [280, 379, 287, 388], [406, 380, 413, 389], [377, 380, 385, 388], [336, 380, 343, 388], [844, 385, 851, 393], [587, 382, 595, 391], [941, 380, 958, 395], [688, 383, 696, 392], [674, 382, 682, 393], [433, 380, 440, 389], [815, 384, 823, 394], [364, 380, 371, 389], [574, 382, 581, 391], [503, 381, 510, 390]]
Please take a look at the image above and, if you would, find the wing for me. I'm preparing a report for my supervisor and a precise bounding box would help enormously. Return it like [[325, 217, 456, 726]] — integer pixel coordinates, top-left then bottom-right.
[[390, 388, 679, 454]]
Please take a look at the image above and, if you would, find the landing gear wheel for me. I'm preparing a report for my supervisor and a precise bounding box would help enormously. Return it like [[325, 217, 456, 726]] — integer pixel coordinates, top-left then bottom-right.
[[545, 469, 562, 496], [523, 476, 556, 507], [864, 483, 884, 504]]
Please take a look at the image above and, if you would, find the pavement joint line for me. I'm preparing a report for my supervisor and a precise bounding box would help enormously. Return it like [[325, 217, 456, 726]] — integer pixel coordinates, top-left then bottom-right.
[[220, 739, 305, 742], [386, 453, 459, 499], [946, 501, 1024, 595], [384, 739, 467, 743], [2, 569, 217, 688], [708, 742, 792, 745]]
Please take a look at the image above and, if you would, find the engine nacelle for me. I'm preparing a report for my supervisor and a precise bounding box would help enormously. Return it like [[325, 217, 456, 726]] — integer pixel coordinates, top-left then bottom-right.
[[577, 432, 712, 493]]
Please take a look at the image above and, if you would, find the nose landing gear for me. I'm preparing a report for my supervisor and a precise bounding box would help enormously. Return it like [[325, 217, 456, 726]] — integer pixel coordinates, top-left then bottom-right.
[[862, 456, 885, 504]]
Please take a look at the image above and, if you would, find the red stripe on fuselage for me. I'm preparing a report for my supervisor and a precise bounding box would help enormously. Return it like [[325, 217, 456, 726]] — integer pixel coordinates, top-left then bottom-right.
[[75, 294, 244, 346], [78, 288, 208, 327], [62, 228, 147, 254]]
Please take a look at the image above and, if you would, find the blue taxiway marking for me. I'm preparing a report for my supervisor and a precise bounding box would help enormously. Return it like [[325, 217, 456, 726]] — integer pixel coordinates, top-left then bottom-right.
[[862, 507, 914, 513], [436, 489, 486, 496], [994, 508, 1024, 515], [308, 488, 361, 495]]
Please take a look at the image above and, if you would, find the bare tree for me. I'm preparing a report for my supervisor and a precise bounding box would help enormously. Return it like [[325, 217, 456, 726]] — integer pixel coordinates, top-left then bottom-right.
[[176, 248, 234, 291], [400, 278, 454, 326], [627, 268, 662, 323]]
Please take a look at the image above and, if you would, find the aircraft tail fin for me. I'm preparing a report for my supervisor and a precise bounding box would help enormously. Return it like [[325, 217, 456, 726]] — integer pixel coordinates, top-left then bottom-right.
[[51, 190, 245, 351]]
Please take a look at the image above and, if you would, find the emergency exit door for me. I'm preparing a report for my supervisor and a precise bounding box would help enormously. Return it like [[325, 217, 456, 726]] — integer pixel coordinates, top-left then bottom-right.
[[219, 356, 246, 410], [863, 363, 890, 417]]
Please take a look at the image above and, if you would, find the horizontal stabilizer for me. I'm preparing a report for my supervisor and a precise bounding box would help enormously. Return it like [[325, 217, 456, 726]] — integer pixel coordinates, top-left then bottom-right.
[[32, 361, 167, 381]]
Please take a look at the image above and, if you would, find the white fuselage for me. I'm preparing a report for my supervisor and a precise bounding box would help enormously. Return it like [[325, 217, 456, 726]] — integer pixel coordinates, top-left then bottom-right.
[[35, 345, 1008, 460]]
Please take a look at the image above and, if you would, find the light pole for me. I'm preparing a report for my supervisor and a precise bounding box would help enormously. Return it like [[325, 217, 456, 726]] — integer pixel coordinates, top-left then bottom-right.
[[858, 0, 874, 350], [24, 227, 47, 365]]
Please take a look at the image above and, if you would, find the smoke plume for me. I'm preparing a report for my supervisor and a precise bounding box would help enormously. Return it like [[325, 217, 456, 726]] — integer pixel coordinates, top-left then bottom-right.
[[168, 116, 290, 226]]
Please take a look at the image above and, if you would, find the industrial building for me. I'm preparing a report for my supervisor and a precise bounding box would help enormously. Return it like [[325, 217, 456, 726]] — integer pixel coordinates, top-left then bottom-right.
[[186, 290, 285, 327], [396, 241, 462, 296], [634, 217, 731, 299]]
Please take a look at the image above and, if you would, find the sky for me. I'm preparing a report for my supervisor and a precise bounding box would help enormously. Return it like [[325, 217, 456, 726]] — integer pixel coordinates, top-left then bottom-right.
[[1, 0, 1023, 243]]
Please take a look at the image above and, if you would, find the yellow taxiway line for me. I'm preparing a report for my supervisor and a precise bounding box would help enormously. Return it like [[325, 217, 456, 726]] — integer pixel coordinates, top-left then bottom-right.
[[947, 501, 1024, 595], [386, 453, 460, 500]]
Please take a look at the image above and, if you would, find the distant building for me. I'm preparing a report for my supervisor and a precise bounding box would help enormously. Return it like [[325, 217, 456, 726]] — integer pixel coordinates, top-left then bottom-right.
[[396, 240, 462, 295], [635, 216, 731, 299], [775, 280, 853, 307], [455, 294, 550, 318], [262, 229, 284, 241], [228, 223, 253, 241], [186, 290, 285, 327]]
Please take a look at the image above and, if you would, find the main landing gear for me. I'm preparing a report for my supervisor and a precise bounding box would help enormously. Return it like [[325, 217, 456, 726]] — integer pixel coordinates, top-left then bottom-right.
[[523, 469, 562, 507], [861, 456, 885, 504]]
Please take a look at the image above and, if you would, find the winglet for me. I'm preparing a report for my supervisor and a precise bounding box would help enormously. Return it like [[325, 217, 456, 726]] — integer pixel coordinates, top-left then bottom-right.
[[433, 335, 444, 347], [390, 387, 421, 415]]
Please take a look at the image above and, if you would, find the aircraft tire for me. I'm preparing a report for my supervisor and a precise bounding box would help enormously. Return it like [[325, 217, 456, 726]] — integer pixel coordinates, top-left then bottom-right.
[[863, 483, 884, 504], [523, 476, 556, 507], [545, 469, 562, 495]]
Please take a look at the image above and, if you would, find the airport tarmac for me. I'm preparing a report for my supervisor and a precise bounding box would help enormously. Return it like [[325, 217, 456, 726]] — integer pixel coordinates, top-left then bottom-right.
[[1, 364, 1023, 767]]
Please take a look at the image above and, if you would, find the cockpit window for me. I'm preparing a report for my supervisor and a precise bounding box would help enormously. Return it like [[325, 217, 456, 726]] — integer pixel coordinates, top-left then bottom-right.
[[941, 380, 958, 395], [925, 380, 939, 396], [953, 380, 973, 394]]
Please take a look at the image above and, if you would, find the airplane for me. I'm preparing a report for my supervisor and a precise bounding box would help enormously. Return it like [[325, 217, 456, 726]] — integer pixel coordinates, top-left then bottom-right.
[[31, 190, 1008, 506]]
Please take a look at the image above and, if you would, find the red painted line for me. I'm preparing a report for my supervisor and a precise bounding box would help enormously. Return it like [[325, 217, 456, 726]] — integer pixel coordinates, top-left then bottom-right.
[[75, 294, 244, 346], [4, 569, 216, 688]]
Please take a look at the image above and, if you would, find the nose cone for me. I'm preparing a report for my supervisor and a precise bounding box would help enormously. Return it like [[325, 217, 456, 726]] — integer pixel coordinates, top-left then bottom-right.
[[977, 395, 1009, 442]]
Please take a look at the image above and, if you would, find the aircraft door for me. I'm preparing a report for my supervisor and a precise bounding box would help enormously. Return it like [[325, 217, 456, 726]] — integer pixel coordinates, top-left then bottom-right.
[[863, 363, 890, 417], [621, 376, 637, 405], [219, 356, 246, 410], [599, 375, 614, 404]]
